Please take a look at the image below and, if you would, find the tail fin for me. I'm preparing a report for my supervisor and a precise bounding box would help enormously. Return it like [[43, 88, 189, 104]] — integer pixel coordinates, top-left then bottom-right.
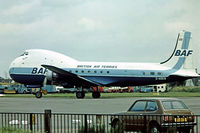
[[161, 30, 194, 70]]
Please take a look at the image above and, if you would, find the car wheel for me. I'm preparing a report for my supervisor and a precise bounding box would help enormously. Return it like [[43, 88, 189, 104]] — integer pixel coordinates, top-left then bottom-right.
[[149, 124, 160, 133], [112, 120, 124, 133]]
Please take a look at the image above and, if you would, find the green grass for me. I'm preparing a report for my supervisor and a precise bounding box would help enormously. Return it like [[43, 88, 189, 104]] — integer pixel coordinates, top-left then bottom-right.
[[2, 91, 200, 98], [0, 127, 30, 133], [78, 124, 106, 133], [170, 86, 200, 92], [1, 86, 200, 98]]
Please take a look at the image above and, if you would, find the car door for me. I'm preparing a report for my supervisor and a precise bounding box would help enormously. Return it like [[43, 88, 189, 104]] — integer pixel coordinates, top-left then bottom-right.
[[126, 100, 147, 131], [144, 100, 160, 125]]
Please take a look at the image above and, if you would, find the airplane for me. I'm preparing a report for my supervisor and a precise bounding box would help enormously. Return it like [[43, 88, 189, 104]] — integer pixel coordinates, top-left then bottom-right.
[[9, 30, 199, 99]]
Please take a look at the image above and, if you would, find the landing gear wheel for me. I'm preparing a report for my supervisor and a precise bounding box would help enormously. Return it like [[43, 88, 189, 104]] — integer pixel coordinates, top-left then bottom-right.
[[76, 91, 85, 99], [35, 91, 42, 98], [92, 91, 101, 98]]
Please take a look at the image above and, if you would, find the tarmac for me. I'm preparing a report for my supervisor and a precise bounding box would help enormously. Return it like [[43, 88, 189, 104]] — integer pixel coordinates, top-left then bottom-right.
[[0, 97, 200, 114]]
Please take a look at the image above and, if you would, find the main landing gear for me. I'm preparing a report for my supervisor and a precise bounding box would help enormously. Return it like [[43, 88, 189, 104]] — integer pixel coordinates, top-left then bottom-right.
[[76, 91, 101, 99], [33, 87, 101, 99], [75, 87, 101, 99], [92, 91, 101, 98]]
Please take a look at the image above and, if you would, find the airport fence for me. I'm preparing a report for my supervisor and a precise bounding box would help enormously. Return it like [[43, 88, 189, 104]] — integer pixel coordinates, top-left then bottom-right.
[[0, 110, 199, 133]]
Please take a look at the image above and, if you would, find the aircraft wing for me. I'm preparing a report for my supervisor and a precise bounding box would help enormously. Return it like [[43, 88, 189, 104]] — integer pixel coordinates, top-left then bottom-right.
[[41, 65, 102, 87]]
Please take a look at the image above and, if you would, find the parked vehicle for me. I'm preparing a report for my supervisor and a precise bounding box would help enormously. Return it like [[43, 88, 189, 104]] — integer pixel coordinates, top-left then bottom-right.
[[17, 87, 32, 94], [111, 98, 196, 133], [139, 86, 153, 93]]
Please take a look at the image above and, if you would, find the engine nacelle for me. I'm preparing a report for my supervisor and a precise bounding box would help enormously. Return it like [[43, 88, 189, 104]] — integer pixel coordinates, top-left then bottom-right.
[[45, 70, 72, 87], [45, 71, 59, 84]]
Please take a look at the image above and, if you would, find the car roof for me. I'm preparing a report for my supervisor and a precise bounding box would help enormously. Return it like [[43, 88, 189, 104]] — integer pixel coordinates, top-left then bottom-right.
[[135, 97, 181, 101]]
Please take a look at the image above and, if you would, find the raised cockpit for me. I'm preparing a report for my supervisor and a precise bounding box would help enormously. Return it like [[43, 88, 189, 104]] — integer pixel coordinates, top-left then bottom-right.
[[20, 51, 29, 57]]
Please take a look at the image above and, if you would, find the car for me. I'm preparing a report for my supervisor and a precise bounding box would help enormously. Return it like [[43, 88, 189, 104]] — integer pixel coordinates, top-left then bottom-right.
[[111, 98, 196, 133]]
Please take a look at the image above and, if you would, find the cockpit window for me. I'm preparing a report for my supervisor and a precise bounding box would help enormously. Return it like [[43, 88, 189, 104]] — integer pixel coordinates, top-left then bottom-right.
[[20, 52, 29, 56]]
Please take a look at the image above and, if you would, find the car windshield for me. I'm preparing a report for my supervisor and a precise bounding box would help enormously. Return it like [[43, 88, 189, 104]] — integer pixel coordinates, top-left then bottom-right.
[[162, 100, 188, 110], [129, 101, 146, 111]]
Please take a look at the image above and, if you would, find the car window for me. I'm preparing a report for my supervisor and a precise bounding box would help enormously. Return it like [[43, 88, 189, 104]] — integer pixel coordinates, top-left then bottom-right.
[[130, 101, 146, 111], [146, 101, 158, 111], [171, 101, 188, 109], [162, 101, 171, 110], [162, 100, 188, 110]]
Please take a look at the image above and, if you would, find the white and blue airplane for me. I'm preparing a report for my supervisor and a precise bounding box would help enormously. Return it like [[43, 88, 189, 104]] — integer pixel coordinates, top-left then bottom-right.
[[9, 31, 199, 98]]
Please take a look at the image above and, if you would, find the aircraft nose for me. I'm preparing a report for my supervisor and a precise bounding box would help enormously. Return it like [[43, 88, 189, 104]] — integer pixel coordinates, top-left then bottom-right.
[[9, 67, 14, 78], [9, 58, 17, 77], [9, 57, 22, 76]]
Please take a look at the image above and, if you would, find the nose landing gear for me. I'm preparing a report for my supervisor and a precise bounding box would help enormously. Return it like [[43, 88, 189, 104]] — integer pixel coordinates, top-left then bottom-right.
[[76, 91, 85, 99], [34, 88, 48, 98], [76, 87, 85, 99]]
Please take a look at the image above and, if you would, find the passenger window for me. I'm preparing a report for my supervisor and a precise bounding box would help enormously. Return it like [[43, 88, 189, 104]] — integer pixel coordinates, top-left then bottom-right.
[[143, 72, 146, 75], [158, 72, 162, 75], [107, 71, 110, 74], [150, 72, 155, 75], [88, 71, 90, 73], [146, 101, 158, 111], [130, 101, 146, 111], [94, 71, 97, 73], [100, 71, 103, 73], [81, 70, 84, 73], [75, 70, 78, 73]]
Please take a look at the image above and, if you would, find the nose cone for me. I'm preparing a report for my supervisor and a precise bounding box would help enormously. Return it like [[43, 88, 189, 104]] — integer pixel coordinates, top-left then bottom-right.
[[9, 56, 21, 73], [9, 57, 20, 81], [9, 56, 27, 83]]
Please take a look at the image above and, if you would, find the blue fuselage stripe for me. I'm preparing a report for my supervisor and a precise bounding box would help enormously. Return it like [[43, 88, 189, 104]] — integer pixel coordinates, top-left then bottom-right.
[[9, 66, 181, 86]]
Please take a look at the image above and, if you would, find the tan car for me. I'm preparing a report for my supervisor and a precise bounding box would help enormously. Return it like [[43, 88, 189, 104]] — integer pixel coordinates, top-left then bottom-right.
[[111, 98, 196, 133]]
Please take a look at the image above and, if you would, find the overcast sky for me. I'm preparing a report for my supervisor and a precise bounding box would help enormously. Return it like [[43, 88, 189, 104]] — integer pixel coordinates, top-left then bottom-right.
[[0, 0, 200, 78]]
